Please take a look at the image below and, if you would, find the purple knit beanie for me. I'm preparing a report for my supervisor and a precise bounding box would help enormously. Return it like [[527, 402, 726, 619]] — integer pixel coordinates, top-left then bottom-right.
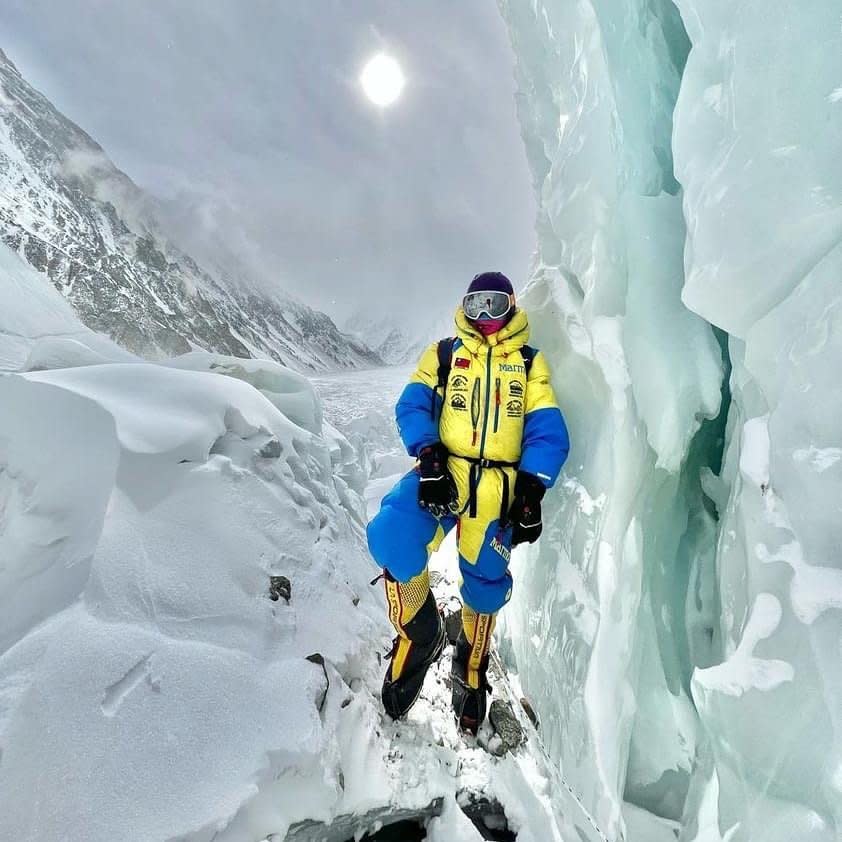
[[467, 271, 514, 296]]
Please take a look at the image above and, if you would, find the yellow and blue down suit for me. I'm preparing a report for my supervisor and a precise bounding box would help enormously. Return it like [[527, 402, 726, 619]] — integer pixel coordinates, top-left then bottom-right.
[[367, 307, 570, 614]]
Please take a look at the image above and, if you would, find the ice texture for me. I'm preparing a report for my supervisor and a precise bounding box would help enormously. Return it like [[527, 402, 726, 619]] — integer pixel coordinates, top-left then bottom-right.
[[673, 2, 842, 837], [498, 0, 842, 839], [674, 0, 842, 340], [497, 1, 723, 836]]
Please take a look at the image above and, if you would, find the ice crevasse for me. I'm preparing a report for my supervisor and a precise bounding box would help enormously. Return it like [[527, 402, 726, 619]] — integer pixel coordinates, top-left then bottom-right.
[[496, 0, 842, 840]]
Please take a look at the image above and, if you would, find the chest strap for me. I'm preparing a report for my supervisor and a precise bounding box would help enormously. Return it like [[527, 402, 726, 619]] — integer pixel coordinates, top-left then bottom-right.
[[451, 454, 518, 527]]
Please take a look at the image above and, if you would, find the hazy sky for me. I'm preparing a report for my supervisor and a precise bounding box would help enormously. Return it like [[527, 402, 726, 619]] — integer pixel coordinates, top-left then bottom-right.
[[1, 1, 536, 326]]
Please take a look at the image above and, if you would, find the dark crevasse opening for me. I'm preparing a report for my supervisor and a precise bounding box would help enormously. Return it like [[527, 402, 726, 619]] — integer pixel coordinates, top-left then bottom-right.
[[625, 326, 733, 820], [291, 797, 518, 842], [349, 819, 427, 841], [674, 326, 733, 686]]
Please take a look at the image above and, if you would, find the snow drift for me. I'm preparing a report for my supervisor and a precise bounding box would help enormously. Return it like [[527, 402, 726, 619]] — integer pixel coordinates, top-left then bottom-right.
[[0, 359, 387, 841], [0, 243, 390, 841]]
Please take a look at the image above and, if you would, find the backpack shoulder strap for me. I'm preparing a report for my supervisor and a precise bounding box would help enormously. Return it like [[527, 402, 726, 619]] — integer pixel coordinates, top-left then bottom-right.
[[521, 344, 536, 378], [430, 337, 457, 419], [436, 337, 457, 388]]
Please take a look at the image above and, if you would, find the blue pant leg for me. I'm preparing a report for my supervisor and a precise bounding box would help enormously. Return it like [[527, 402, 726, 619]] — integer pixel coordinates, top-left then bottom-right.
[[366, 469, 456, 582], [458, 520, 514, 614]]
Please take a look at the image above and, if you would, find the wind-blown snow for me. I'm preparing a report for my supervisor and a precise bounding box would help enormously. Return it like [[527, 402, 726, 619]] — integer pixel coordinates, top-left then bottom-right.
[[0, 348, 390, 841], [0, 251, 392, 840]]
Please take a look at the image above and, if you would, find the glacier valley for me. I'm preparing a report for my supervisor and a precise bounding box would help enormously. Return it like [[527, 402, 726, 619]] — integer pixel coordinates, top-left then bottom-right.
[[1, 1, 841, 841]]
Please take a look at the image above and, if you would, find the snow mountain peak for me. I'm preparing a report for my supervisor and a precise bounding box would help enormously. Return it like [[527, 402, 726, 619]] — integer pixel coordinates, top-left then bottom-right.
[[0, 50, 381, 372]]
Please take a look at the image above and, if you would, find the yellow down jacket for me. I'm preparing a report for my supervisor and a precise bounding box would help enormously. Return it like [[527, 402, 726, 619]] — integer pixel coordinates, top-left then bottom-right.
[[397, 307, 569, 489]]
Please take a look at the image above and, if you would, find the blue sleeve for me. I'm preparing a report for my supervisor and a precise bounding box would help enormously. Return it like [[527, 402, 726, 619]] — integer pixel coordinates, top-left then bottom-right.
[[395, 342, 443, 457], [396, 382, 442, 457], [519, 407, 570, 488]]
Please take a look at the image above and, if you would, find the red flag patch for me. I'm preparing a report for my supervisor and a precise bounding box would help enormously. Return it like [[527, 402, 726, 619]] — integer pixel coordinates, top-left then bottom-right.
[[455, 358, 470, 369]]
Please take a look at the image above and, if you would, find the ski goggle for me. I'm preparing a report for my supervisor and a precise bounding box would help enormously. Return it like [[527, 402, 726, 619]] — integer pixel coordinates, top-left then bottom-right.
[[462, 290, 514, 321]]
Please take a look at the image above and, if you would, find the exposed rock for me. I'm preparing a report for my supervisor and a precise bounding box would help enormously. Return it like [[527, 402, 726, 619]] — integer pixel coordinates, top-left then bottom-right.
[[519, 697, 539, 731], [268, 575, 291, 603], [284, 801, 442, 842], [305, 653, 329, 713], [489, 699, 524, 754], [459, 796, 517, 841], [259, 438, 282, 459]]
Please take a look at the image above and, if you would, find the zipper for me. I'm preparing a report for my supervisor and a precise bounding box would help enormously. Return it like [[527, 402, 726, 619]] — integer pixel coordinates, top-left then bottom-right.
[[462, 349, 494, 521], [477, 348, 493, 458], [470, 376, 481, 446], [493, 377, 501, 433]]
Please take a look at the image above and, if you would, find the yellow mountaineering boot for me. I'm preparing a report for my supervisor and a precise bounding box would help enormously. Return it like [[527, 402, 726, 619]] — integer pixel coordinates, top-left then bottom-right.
[[451, 605, 496, 734], [381, 569, 446, 719]]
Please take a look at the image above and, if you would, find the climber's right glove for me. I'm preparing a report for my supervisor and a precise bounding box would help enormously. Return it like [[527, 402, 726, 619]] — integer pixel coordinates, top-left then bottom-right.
[[417, 442, 457, 518], [510, 470, 546, 546]]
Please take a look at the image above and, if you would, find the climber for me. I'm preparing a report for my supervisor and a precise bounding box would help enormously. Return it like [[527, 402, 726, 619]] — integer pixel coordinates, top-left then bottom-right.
[[366, 271, 570, 734]]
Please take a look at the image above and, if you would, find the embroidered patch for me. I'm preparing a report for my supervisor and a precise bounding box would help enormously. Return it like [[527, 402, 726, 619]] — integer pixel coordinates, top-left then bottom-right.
[[455, 358, 471, 369], [450, 394, 467, 410], [506, 399, 523, 418], [451, 374, 468, 390], [509, 381, 524, 398]]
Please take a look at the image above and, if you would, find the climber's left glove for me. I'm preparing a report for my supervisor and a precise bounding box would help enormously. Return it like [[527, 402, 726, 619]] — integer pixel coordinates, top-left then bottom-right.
[[510, 471, 546, 546]]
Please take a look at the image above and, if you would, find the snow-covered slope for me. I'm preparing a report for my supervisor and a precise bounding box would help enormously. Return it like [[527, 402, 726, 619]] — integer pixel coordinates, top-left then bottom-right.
[[497, 2, 842, 841], [0, 264, 387, 839], [0, 49, 380, 372], [0, 254, 581, 842], [0, 241, 133, 371]]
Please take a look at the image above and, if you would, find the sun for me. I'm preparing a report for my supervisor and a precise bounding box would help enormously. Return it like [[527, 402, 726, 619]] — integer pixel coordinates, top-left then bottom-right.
[[360, 53, 405, 107]]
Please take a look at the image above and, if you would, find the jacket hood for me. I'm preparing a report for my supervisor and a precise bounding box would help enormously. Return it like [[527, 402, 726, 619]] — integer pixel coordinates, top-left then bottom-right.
[[454, 307, 530, 355]]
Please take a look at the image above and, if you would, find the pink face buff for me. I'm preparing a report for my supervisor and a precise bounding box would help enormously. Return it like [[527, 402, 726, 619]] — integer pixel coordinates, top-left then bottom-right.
[[474, 317, 508, 336]]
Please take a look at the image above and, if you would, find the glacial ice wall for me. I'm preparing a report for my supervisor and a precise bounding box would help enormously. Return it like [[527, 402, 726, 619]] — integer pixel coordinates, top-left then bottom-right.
[[673, 2, 842, 839], [497, 1, 724, 836], [498, 0, 842, 840]]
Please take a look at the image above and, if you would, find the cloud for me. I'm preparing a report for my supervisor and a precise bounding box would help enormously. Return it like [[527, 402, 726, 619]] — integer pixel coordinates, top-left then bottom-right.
[[1, 0, 536, 326], [56, 147, 152, 229]]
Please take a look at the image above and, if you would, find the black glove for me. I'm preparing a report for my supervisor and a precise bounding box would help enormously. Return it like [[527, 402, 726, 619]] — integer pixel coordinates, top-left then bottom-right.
[[510, 471, 546, 546], [417, 442, 457, 518]]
